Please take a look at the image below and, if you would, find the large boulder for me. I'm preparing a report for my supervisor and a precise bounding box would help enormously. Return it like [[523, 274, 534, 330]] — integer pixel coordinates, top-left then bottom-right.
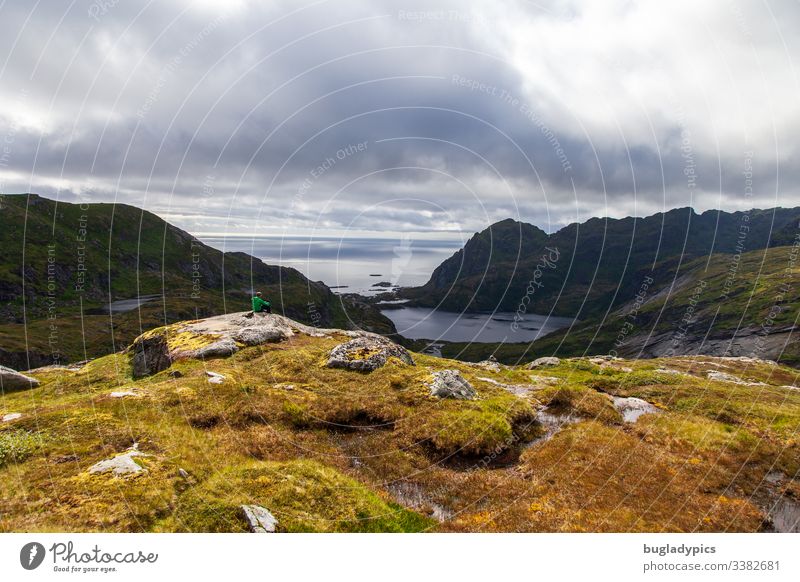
[[428, 370, 477, 400], [327, 336, 414, 372], [0, 365, 40, 392]]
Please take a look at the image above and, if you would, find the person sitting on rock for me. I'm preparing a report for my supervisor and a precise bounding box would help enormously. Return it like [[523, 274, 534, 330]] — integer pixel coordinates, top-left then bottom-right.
[[251, 291, 272, 314]]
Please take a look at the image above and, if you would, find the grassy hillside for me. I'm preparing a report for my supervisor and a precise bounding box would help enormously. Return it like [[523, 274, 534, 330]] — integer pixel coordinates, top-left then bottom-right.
[[0, 193, 393, 368], [528, 244, 800, 365], [1, 316, 798, 532]]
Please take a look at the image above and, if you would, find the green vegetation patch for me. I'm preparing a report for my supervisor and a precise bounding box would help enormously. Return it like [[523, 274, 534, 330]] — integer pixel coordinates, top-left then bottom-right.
[[537, 384, 622, 424], [0, 430, 44, 468], [166, 459, 433, 532]]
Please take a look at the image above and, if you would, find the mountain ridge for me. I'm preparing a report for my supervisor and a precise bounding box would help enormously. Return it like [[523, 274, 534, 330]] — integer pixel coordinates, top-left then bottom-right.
[[401, 205, 800, 316]]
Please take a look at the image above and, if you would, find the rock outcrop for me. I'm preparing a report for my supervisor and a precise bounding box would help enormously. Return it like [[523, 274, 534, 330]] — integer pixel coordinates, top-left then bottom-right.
[[129, 312, 368, 377], [428, 370, 476, 400], [327, 336, 414, 372], [0, 365, 40, 392], [234, 326, 288, 346], [194, 338, 238, 360], [527, 357, 560, 369]]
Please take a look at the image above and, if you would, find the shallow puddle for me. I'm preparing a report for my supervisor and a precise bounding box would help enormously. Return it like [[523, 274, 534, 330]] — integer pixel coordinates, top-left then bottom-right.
[[525, 407, 582, 447], [768, 496, 800, 533], [386, 481, 454, 522], [612, 396, 660, 423]]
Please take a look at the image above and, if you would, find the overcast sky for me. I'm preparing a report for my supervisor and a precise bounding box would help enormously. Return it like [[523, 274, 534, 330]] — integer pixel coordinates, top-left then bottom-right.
[[1, 0, 798, 240]]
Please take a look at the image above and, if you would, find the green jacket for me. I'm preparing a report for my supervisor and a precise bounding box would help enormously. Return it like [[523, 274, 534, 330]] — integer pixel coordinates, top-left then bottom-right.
[[252, 296, 271, 312]]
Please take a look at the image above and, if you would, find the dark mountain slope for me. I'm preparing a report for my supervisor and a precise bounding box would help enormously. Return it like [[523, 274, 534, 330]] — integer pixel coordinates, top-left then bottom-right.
[[402, 206, 800, 319]]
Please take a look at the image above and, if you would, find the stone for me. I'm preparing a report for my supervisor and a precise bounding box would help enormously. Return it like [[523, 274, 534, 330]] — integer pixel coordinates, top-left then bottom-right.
[[477, 376, 539, 397], [327, 336, 414, 372], [234, 326, 288, 346], [241, 504, 278, 533], [473, 357, 501, 372], [0, 365, 40, 392], [2, 412, 22, 422], [529, 375, 560, 386], [167, 370, 183, 378], [109, 391, 137, 398], [206, 371, 225, 384], [131, 334, 172, 378], [88, 445, 149, 477], [706, 370, 765, 385], [527, 357, 560, 369], [428, 370, 477, 400], [178, 468, 191, 480], [612, 396, 660, 423], [193, 338, 238, 359]]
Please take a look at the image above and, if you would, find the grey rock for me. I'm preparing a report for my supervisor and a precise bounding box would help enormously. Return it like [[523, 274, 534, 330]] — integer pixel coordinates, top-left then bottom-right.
[[477, 376, 539, 397], [167, 370, 183, 378], [193, 338, 238, 359], [241, 504, 278, 533], [109, 391, 137, 398], [0, 365, 40, 392], [706, 370, 765, 385], [527, 357, 560, 369], [474, 359, 501, 372], [528, 375, 560, 386], [88, 445, 149, 477], [428, 370, 476, 400], [234, 326, 288, 346], [327, 336, 414, 372], [131, 334, 172, 378], [206, 371, 225, 384]]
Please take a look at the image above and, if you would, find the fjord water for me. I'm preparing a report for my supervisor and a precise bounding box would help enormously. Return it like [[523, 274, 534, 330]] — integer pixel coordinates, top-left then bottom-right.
[[199, 234, 463, 295], [381, 307, 574, 343], [200, 234, 573, 342]]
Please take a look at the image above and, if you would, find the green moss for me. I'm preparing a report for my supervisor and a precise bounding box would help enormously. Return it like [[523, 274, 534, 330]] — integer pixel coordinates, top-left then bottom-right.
[[617, 370, 684, 388], [0, 430, 43, 467], [165, 459, 433, 532], [3, 325, 800, 533], [403, 393, 535, 456], [282, 400, 311, 429], [537, 384, 622, 424]]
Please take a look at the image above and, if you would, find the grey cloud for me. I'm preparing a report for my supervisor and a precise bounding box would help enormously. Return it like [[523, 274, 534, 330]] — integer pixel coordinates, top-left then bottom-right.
[[1, 0, 798, 239]]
